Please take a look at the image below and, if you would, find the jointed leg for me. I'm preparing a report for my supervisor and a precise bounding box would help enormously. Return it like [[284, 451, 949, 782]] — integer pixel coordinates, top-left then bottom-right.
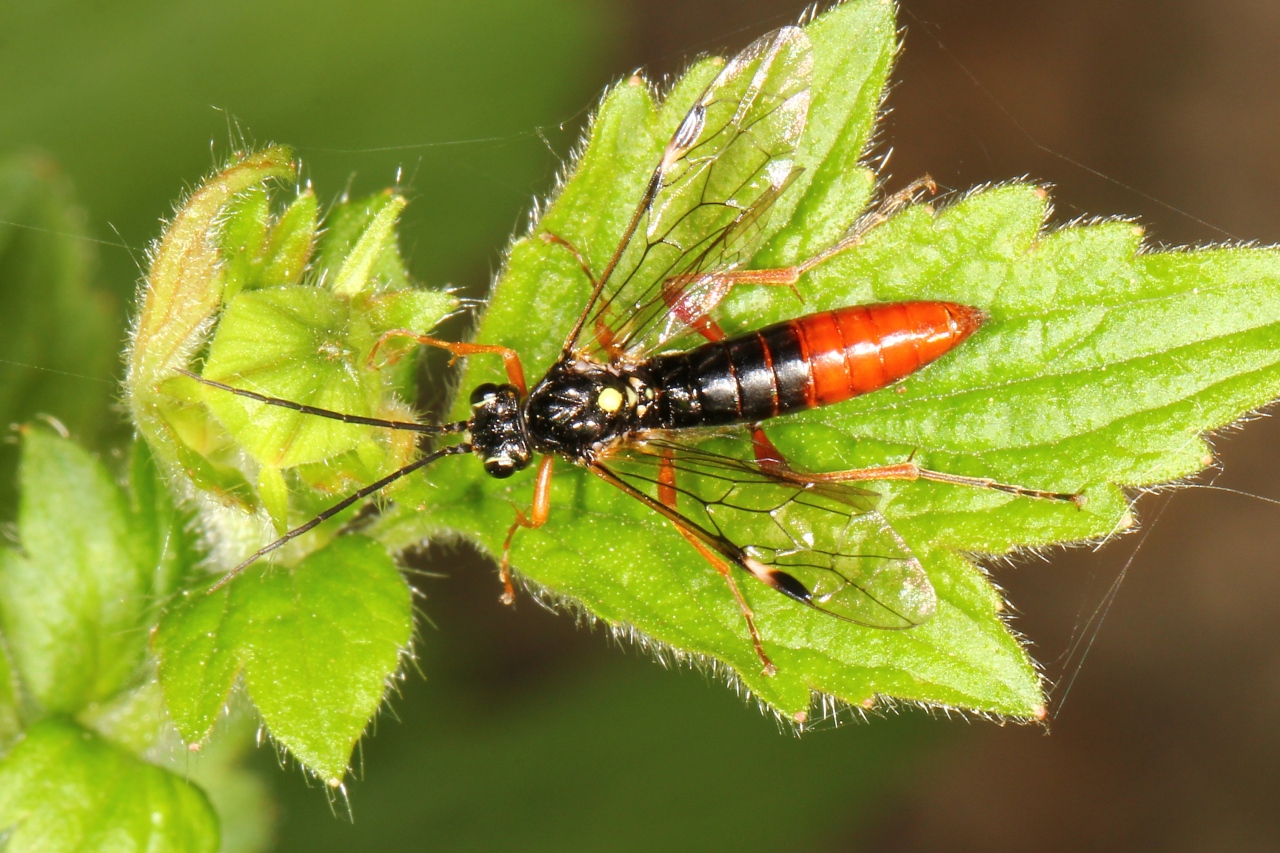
[[655, 176, 939, 345], [801, 460, 1084, 505], [369, 329, 527, 395], [540, 232, 628, 354], [750, 427, 1083, 506], [498, 454, 555, 604], [544, 228, 801, 349], [658, 448, 777, 675], [657, 271, 804, 344], [540, 232, 599, 288], [791, 175, 938, 276]]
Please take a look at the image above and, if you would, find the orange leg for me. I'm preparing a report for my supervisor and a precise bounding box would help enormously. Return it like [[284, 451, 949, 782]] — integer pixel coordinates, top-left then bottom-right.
[[540, 232, 599, 288], [751, 427, 1083, 506], [369, 329, 527, 395], [540, 232, 626, 354], [542, 229, 800, 348], [789, 175, 938, 277], [659, 448, 777, 676], [654, 178, 937, 345], [542, 229, 799, 348], [802, 461, 1084, 505], [498, 454, 555, 604], [659, 271, 803, 344]]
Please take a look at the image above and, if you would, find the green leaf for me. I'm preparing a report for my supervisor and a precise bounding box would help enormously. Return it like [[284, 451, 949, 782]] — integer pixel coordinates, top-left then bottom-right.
[[0, 430, 150, 714], [126, 146, 296, 463], [202, 286, 382, 468], [220, 186, 271, 301], [366, 0, 1280, 720], [313, 191, 412, 293], [755, 0, 896, 264], [153, 580, 248, 752], [330, 193, 407, 297], [0, 719, 218, 853], [221, 185, 321, 302], [154, 536, 413, 782], [261, 188, 319, 288], [159, 183, 456, 576], [0, 637, 19, 746], [363, 288, 458, 339]]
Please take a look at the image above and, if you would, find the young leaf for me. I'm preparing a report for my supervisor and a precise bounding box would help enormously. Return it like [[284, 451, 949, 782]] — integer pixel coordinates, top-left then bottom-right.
[[126, 146, 296, 435], [0, 719, 218, 853], [201, 286, 383, 468], [120, 145, 455, 604], [313, 191, 411, 292], [220, 186, 272, 301], [260, 188, 319, 288], [330, 192, 407, 297], [370, 0, 1280, 720], [154, 536, 412, 783]]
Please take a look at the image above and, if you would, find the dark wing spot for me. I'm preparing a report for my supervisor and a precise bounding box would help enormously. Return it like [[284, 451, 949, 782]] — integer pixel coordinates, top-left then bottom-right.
[[766, 569, 812, 603]]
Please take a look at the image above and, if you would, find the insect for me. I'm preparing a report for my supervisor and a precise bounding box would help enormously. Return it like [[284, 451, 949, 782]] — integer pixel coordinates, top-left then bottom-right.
[[185, 26, 1080, 674]]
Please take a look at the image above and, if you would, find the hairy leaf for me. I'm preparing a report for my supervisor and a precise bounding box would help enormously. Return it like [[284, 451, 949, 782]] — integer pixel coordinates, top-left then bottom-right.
[[154, 536, 412, 782], [171, 186, 453, 563], [0, 430, 151, 713], [127, 147, 296, 439], [202, 286, 383, 468], [370, 0, 1280, 719]]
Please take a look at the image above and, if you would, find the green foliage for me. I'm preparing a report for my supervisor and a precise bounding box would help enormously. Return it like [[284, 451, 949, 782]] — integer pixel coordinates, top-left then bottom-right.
[[0, 430, 167, 715], [369, 0, 1280, 719], [6, 0, 1280, 848], [0, 719, 218, 853], [154, 536, 412, 783], [0, 141, 448, 842], [112, 146, 453, 786], [0, 432, 218, 851], [127, 148, 297, 435]]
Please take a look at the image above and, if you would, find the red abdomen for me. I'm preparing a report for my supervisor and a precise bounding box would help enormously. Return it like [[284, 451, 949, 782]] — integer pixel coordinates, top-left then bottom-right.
[[648, 301, 984, 428], [790, 301, 984, 405]]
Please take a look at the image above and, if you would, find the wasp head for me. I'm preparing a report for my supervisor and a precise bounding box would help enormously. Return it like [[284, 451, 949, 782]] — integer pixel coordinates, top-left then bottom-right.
[[468, 383, 531, 478]]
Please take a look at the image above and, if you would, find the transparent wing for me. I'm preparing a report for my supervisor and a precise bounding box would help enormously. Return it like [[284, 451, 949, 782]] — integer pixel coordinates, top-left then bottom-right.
[[601, 437, 937, 629], [570, 26, 812, 360]]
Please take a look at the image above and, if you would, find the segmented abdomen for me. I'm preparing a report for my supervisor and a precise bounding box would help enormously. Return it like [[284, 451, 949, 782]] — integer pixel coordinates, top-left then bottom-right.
[[648, 301, 983, 428]]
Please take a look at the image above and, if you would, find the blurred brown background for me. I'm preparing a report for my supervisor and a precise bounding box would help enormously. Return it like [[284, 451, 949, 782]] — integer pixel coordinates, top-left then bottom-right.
[[4, 0, 1280, 849]]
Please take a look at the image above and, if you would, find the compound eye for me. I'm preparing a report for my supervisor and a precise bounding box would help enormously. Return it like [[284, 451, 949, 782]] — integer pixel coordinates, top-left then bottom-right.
[[470, 383, 499, 406]]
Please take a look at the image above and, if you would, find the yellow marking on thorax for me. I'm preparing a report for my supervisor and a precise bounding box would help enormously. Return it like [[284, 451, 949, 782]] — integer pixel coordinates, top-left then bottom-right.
[[597, 387, 624, 413]]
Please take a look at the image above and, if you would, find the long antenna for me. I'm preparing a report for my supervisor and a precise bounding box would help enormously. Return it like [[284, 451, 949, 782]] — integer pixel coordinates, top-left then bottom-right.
[[178, 370, 468, 434], [209, 442, 472, 592]]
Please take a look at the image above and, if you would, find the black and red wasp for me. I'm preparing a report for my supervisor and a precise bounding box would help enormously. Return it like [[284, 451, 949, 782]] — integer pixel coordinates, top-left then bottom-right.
[[186, 26, 1079, 674]]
